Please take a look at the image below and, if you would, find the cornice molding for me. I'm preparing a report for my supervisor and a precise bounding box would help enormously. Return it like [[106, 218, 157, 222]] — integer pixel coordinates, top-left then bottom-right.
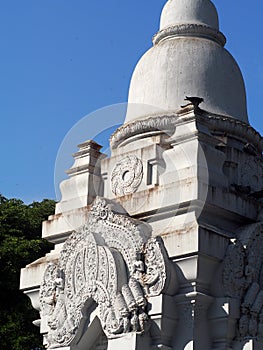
[[110, 110, 263, 152], [153, 24, 226, 46]]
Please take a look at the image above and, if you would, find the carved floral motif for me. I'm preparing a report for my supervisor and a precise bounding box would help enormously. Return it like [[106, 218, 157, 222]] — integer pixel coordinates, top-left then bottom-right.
[[40, 197, 172, 349], [111, 155, 143, 196]]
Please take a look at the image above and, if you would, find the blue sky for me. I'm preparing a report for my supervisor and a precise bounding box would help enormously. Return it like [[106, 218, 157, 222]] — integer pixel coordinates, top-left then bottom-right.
[[0, 0, 262, 203]]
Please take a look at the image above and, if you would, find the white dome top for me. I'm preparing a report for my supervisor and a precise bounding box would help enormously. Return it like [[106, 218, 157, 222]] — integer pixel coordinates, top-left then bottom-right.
[[160, 0, 219, 30], [125, 0, 248, 124]]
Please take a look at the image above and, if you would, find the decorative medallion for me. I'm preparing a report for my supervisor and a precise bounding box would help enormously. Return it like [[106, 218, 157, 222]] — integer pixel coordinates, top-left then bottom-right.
[[39, 197, 173, 349], [111, 155, 143, 196]]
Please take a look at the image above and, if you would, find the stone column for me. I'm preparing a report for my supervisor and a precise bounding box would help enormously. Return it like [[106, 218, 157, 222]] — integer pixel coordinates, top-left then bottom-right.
[[208, 297, 240, 350], [172, 292, 213, 350], [149, 294, 178, 350]]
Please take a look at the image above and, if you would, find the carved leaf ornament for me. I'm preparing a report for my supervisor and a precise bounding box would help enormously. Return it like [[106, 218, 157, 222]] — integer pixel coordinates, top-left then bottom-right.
[[40, 197, 170, 349]]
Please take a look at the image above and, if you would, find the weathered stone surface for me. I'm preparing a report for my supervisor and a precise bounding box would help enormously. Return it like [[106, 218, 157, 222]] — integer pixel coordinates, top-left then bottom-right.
[[125, 0, 248, 124], [20, 1, 263, 349]]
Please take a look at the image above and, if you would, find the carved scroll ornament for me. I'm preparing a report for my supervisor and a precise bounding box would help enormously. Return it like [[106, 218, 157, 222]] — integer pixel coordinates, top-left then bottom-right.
[[40, 197, 173, 349]]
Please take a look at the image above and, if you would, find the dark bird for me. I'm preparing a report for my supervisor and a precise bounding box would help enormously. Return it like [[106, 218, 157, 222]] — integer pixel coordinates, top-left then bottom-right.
[[181, 96, 204, 109]]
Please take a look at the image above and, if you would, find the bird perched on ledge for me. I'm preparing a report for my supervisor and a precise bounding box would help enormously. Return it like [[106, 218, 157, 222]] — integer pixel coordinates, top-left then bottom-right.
[[181, 96, 204, 110]]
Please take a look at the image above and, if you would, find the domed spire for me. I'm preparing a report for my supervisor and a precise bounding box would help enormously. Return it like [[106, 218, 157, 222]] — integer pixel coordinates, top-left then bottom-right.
[[155, 0, 226, 46], [124, 0, 248, 124], [160, 0, 219, 30]]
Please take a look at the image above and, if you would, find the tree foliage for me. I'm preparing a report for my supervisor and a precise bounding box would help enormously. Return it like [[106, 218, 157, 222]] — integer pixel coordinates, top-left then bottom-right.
[[0, 195, 55, 350]]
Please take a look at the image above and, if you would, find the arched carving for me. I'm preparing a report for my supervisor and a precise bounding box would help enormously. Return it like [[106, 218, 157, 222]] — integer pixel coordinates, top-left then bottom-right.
[[40, 197, 175, 348]]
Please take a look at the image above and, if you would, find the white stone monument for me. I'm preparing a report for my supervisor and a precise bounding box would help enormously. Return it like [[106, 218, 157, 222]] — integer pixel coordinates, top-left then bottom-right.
[[20, 1, 263, 349]]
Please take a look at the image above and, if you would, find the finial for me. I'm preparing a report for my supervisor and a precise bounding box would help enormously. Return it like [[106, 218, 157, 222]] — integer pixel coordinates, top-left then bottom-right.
[[160, 0, 219, 30], [153, 0, 226, 46]]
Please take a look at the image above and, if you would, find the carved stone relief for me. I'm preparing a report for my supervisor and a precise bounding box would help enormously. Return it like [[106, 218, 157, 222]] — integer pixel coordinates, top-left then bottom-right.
[[40, 197, 172, 349], [222, 223, 263, 341], [111, 155, 143, 196], [39, 262, 59, 318], [239, 156, 263, 192]]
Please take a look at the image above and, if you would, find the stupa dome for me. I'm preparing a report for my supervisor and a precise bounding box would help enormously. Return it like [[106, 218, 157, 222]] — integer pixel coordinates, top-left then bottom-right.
[[125, 0, 248, 124]]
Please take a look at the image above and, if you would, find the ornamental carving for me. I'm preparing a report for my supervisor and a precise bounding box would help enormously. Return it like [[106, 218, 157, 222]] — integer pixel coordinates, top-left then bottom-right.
[[111, 155, 143, 196], [239, 156, 263, 192], [39, 262, 59, 317], [222, 223, 263, 341], [40, 197, 173, 349]]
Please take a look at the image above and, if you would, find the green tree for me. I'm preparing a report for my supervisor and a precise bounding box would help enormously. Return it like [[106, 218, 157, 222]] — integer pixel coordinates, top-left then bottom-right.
[[0, 195, 55, 350]]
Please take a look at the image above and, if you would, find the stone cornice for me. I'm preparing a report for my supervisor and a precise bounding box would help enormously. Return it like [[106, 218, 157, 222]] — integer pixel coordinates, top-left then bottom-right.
[[200, 112, 263, 152], [110, 110, 263, 152], [110, 114, 178, 149], [153, 24, 226, 46]]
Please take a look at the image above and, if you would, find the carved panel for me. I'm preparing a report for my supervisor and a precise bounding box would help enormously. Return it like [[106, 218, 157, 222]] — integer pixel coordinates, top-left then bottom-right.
[[40, 197, 172, 349], [222, 240, 246, 298], [39, 263, 58, 317], [222, 223, 263, 341]]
